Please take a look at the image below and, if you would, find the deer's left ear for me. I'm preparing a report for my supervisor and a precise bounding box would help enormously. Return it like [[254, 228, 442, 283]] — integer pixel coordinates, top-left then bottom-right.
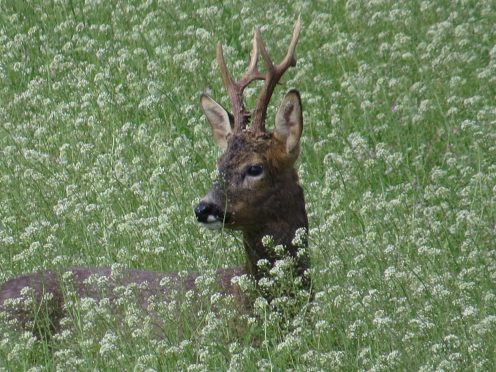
[[274, 90, 303, 155]]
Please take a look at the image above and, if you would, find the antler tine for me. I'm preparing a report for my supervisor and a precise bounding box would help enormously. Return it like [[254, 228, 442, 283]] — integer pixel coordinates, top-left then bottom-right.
[[216, 30, 265, 131], [238, 31, 264, 89], [216, 42, 233, 90], [216, 42, 244, 129], [256, 27, 273, 72], [252, 17, 302, 134], [279, 15, 302, 71]]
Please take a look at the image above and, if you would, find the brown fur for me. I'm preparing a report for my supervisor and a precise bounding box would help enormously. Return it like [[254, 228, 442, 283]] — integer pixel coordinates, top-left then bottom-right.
[[0, 267, 247, 338], [208, 129, 309, 283]]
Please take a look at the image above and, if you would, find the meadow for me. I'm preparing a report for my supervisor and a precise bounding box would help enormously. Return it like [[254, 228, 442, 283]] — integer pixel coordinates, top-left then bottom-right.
[[1, 0, 495, 370]]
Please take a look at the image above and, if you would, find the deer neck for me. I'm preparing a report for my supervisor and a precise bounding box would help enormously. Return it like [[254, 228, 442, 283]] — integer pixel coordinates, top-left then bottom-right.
[[241, 172, 309, 287]]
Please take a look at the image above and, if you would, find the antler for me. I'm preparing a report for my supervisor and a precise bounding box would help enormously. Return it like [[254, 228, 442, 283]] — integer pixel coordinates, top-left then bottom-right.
[[216, 31, 265, 131], [252, 17, 301, 133], [216, 17, 301, 133]]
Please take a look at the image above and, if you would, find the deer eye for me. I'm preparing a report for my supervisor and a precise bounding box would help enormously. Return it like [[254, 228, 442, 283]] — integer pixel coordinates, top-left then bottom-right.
[[246, 165, 263, 177]]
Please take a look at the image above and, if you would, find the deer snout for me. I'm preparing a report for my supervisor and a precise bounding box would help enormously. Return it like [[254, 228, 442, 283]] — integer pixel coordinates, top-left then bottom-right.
[[194, 201, 213, 222], [194, 200, 229, 229]]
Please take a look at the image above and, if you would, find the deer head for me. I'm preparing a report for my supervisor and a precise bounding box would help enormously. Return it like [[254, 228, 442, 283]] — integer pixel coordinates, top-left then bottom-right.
[[194, 18, 309, 284]]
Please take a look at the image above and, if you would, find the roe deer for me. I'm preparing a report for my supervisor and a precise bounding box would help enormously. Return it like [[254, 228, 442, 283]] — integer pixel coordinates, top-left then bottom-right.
[[0, 18, 310, 338]]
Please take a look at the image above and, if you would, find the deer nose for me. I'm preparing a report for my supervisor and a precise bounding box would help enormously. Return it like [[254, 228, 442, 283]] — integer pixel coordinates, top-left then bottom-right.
[[194, 201, 212, 223], [194, 200, 230, 226]]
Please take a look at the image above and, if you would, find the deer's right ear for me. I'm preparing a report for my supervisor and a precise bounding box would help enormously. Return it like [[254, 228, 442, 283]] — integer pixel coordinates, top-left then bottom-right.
[[274, 90, 303, 155], [200, 94, 233, 150]]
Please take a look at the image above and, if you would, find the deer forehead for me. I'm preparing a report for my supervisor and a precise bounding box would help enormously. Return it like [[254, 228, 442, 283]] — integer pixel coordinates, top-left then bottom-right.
[[218, 132, 288, 171]]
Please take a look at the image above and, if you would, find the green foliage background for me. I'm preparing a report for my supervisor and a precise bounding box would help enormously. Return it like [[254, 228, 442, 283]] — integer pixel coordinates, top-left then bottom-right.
[[0, 0, 495, 369]]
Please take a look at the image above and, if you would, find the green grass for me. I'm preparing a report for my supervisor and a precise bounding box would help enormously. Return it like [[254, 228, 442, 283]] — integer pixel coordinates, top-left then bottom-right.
[[1, 0, 495, 370]]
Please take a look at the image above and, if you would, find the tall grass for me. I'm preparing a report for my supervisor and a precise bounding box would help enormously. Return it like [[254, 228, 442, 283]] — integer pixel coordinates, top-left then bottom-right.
[[1, 0, 495, 369]]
